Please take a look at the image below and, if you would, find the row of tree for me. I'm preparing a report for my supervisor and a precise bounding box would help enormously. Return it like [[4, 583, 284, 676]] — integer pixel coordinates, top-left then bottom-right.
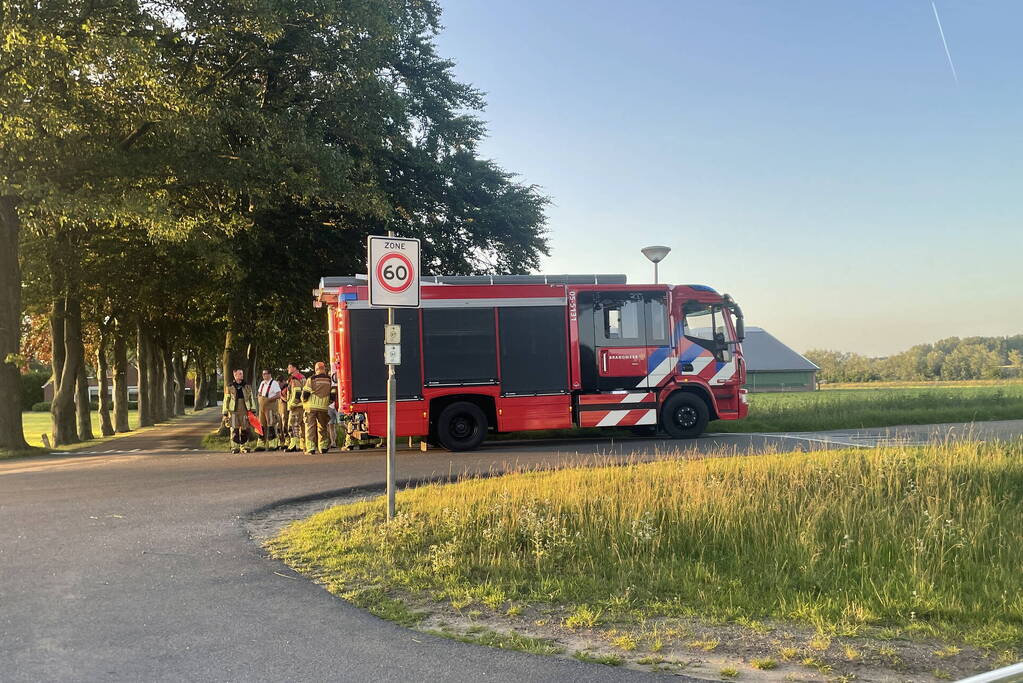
[[805, 336, 1023, 384], [1, 0, 549, 450]]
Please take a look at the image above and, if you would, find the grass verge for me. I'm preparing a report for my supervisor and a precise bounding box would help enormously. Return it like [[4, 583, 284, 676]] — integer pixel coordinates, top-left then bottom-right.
[[21, 410, 141, 448], [428, 625, 564, 655], [9, 409, 214, 459], [201, 431, 231, 451], [0, 446, 48, 460], [714, 383, 1023, 433], [268, 440, 1023, 677]]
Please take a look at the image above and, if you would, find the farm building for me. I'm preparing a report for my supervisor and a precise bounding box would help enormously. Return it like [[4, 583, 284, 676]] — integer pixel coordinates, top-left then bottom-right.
[[741, 327, 819, 392]]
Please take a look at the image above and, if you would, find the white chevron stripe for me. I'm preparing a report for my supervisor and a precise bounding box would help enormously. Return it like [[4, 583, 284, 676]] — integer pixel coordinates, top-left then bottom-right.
[[645, 355, 675, 385], [636, 409, 657, 425], [710, 360, 737, 384], [684, 356, 714, 375], [596, 410, 630, 427]]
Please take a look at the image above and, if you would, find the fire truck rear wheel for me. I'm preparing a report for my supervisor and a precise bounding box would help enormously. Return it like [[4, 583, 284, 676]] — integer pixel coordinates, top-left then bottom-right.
[[436, 401, 488, 452], [661, 392, 709, 439]]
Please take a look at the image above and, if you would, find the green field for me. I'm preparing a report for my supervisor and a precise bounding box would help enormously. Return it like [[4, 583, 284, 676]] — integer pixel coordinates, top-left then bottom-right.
[[716, 384, 1023, 433], [270, 440, 1023, 654]]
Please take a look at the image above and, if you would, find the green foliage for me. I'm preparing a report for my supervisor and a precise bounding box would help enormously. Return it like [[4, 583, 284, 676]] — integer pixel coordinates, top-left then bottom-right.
[[806, 336, 1023, 383], [340, 587, 426, 627], [428, 627, 563, 656], [573, 651, 623, 666], [7, 0, 549, 393], [20, 371, 47, 410], [30, 401, 50, 412], [270, 441, 1023, 649]]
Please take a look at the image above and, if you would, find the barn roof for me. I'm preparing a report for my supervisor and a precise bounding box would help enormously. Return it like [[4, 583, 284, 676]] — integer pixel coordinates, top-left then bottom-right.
[[741, 327, 820, 372]]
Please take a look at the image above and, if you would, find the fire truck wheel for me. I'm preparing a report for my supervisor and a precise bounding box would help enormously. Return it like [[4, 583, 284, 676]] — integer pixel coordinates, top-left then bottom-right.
[[436, 401, 488, 451], [661, 392, 709, 439]]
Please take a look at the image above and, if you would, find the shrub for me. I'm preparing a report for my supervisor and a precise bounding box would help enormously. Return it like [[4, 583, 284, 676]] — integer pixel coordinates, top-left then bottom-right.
[[31, 401, 51, 412], [20, 371, 48, 410]]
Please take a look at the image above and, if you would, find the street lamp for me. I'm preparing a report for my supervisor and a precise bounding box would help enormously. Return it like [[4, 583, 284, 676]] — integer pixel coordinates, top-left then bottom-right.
[[641, 245, 671, 284]]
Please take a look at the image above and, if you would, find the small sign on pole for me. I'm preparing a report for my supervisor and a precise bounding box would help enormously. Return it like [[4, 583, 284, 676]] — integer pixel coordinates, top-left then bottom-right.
[[383, 323, 401, 365], [367, 234, 421, 521]]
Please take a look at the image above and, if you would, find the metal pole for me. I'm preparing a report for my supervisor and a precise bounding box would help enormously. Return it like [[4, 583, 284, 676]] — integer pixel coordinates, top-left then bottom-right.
[[653, 261, 659, 284], [386, 229, 396, 520], [386, 305, 396, 520]]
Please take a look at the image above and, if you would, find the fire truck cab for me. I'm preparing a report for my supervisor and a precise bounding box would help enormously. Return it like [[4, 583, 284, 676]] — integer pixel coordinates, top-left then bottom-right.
[[314, 274, 747, 451]]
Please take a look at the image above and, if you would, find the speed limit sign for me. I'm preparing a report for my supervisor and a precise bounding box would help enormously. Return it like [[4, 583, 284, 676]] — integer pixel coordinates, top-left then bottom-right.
[[368, 235, 421, 308]]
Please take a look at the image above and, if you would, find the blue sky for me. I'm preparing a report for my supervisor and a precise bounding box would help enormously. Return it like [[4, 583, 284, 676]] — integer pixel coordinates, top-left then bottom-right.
[[434, 1, 1023, 356]]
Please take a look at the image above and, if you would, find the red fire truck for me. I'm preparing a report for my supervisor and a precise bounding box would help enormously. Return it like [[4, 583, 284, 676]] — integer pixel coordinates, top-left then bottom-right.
[[313, 274, 748, 451]]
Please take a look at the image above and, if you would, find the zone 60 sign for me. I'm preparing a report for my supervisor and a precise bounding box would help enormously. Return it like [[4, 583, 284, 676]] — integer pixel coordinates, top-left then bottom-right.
[[368, 235, 421, 308]]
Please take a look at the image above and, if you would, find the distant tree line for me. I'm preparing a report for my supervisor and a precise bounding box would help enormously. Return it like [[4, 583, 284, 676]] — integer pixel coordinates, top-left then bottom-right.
[[1, 0, 549, 450], [805, 336, 1023, 383]]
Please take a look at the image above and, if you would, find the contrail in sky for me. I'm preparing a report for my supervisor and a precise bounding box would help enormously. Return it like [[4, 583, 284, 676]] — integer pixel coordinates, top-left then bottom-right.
[[931, 1, 959, 84]]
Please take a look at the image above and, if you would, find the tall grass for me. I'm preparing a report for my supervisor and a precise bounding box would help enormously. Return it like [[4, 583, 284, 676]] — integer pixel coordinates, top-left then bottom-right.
[[716, 384, 1023, 432], [271, 440, 1023, 647]]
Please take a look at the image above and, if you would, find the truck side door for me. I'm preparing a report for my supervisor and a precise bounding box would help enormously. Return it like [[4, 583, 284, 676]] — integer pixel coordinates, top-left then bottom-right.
[[590, 291, 650, 391], [642, 291, 672, 388]]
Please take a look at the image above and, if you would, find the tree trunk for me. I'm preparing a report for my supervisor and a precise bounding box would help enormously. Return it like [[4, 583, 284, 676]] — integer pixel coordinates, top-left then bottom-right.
[[51, 296, 82, 445], [246, 342, 258, 387], [161, 340, 175, 419], [0, 196, 28, 450], [194, 357, 207, 411], [112, 328, 130, 433], [222, 329, 248, 385], [50, 299, 66, 398], [174, 352, 187, 415], [97, 330, 114, 437], [136, 324, 154, 427], [148, 332, 165, 423], [193, 352, 208, 411], [76, 361, 94, 441], [207, 370, 219, 408]]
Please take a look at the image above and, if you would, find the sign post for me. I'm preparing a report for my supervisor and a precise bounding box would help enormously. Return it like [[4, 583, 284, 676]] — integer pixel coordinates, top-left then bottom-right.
[[367, 233, 421, 520]]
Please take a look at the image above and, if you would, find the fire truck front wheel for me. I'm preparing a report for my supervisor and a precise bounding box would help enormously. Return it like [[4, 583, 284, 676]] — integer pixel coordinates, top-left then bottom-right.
[[436, 401, 488, 451], [661, 392, 709, 439]]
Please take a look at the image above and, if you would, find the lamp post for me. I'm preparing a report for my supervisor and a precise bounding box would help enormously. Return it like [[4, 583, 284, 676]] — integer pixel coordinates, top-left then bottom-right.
[[641, 245, 671, 284]]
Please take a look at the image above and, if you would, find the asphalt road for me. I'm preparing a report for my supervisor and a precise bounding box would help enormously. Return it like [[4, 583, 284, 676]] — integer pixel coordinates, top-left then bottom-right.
[[2, 412, 1021, 682]]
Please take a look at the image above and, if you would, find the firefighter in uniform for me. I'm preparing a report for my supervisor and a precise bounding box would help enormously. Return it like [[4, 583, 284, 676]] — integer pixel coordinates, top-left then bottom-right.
[[276, 374, 290, 450], [342, 410, 378, 450], [222, 369, 255, 453], [302, 361, 335, 454], [255, 369, 282, 451], [283, 364, 306, 452]]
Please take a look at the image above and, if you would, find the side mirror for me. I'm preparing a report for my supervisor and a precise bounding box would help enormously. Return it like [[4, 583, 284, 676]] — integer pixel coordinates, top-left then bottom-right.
[[722, 293, 745, 342]]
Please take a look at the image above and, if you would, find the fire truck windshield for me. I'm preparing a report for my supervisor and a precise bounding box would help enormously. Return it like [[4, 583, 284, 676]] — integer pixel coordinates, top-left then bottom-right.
[[683, 304, 730, 344], [683, 303, 736, 361]]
